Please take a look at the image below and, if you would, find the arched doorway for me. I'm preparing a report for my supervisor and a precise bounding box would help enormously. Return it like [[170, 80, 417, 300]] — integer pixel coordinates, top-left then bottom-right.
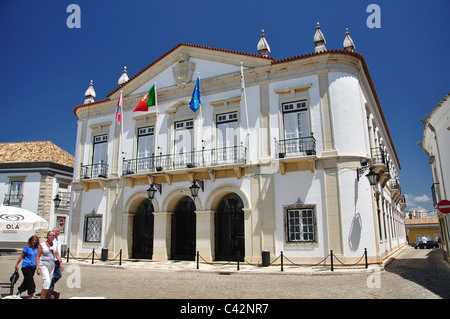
[[215, 193, 245, 261], [171, 196, 196, 260], [132, 199, 154, 259]]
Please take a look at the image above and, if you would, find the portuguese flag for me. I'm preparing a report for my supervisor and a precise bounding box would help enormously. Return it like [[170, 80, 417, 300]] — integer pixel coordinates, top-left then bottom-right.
[[133, 84, 156, 112]]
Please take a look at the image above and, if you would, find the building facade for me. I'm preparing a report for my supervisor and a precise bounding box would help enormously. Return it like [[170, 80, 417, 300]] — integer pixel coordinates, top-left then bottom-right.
[[0, 141, 74, 249], [69, 26, 407, 264], [422, 93, 450, 260], [405, 217, 441, 244]]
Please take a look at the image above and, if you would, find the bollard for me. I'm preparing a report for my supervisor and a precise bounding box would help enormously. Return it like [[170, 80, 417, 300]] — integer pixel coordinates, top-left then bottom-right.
[[280, 251, 284, 272], [364, 248, 368, 269], [92, 248, 95, 264], [66, 248, 70, 263], [119, 249, 122, 266], [196, 251, 199, 270], [330, 250, 334, 271], [237, 251, 240, 271]]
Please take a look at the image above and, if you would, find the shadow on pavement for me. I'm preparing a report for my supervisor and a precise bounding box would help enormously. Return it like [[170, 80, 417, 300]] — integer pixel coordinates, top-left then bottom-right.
[[384, 248, 450, 299]]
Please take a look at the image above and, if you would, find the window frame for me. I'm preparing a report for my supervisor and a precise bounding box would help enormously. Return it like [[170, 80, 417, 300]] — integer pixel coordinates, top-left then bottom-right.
[[83, 214, 103, 243], [284, 204, 317, 245]]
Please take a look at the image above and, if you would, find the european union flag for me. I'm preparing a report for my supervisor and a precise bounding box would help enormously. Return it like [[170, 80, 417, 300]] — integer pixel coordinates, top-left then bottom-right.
[[189, 76, 201, 112]]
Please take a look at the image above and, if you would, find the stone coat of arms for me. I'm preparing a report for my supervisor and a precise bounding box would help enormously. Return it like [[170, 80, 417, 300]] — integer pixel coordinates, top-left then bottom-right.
[[172, 53, 195, 87]]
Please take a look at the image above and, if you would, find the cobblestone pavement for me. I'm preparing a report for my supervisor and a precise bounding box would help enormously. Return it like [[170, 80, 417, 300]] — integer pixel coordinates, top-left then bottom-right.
[[1, 246, 449, 300]]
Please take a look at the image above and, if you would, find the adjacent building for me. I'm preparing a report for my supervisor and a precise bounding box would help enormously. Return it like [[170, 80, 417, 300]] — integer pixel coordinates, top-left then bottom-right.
[[0, 141, 74, 249], [422, 92, 450, 260], [405, 217, 441, 244], [69, 24, 407, 264]]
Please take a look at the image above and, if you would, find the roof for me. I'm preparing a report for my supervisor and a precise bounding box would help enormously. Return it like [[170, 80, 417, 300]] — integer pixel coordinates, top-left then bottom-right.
[[404, 217, 440, 226], [0, 141, 74, 168]]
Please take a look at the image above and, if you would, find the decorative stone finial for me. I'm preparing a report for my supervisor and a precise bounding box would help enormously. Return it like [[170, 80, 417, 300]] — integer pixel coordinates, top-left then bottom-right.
[[118, 66, 129, 85], [343, 28, 355, 52], [84, 80, 96, 104], [257, 29, 271, 57], [314, 22, 326, 53]]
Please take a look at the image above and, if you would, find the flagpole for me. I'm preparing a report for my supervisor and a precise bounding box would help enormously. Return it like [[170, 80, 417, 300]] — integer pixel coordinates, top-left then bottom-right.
[[120, 91, 125, 176], [197, 72, 202, 152], [241, 62, 250, 163], [154, 82, 158, 154]]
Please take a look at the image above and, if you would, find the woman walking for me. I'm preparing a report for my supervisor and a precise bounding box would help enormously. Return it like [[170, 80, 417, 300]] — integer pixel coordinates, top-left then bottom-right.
[[15, 235, 39, 299], [36, 231, 64, 299]]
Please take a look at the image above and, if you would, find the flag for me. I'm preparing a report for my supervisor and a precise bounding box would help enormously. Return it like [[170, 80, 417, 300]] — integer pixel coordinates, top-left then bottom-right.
[[115, 92, 123, 123], [133, 84, 156, 112], [189, 76, 201, 112]]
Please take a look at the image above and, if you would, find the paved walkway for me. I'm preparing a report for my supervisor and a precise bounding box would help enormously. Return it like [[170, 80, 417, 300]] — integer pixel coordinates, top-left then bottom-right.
[[1, 245, 449, 300]]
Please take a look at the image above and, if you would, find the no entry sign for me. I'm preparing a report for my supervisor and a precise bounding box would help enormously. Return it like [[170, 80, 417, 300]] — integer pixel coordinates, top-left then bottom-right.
[[437, 200, 450, 214]]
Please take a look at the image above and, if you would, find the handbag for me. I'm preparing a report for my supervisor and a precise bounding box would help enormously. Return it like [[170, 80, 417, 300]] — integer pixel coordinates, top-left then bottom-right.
[[9, 271, 19, 285], [45, 290, 60, 299]]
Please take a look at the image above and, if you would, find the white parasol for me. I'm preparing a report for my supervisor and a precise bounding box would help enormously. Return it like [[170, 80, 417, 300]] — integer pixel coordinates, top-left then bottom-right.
[[0, 206, 48, 231]]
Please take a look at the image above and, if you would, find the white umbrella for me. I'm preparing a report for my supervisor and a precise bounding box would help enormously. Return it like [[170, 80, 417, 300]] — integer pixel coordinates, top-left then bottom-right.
[[0, 206, 48, 231]]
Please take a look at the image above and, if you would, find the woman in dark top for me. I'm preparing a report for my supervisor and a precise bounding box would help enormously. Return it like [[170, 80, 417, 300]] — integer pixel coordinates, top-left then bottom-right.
[[15, 235, 39, 299]]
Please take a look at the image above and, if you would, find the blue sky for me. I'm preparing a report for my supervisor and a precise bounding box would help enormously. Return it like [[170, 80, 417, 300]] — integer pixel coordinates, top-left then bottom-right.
[[0, 0, 448, 214]]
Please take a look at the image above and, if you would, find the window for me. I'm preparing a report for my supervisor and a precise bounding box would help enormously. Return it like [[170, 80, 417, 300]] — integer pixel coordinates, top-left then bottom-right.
[[93, 135, 107, 164], [92, 135, 107, 177], [137, 126, 155, 158], [84, 214, 102, 243], [174, 120, 194, 167], [136, 126, 155, 173], [4, 181, 23, 207], [216, 112, 238, 163], [282, 101, 309, 140], [286, 207, 316, 243]]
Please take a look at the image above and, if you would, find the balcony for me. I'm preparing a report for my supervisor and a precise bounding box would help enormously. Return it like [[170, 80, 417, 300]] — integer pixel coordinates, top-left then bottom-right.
[[3, 193, 23, 207], [275, 136, 316, 174], [80, 162, 108, 191], [370, 147, 390, 187], [122, 145, 247, 186], [389, 179, 402, 203], [55, 191, 71, 210]]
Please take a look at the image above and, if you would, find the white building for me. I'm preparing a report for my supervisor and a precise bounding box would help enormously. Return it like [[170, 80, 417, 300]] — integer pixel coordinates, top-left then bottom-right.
[[0, 141, 74, 249], [69, 25, 407, 264], [422, 93, 450, 261]]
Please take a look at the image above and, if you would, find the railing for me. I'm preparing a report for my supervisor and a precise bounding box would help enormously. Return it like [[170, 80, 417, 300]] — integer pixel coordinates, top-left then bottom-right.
[[371, 147, 387, 166], [56, 191, 71, 208], [389, 179, 401, 191], [3, 194, 23, 207], [123, 145, 247, 175], [275, 136, 316, 159], [80, 162, 108, 179], [196, 248, 370, 272]]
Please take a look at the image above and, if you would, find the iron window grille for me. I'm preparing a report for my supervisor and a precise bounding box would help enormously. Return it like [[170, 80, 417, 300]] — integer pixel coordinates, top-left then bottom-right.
[[84, 214, 102, 243]]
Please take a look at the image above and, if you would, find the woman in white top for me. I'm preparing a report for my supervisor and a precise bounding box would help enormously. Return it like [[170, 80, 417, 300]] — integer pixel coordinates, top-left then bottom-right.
[[35, 231, 64, 299]]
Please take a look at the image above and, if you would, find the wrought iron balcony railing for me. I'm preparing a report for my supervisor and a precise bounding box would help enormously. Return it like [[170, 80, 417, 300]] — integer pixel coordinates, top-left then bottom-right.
[[122, 145, 247, 175], [56, 191, 71, 208], [275, 136, 316, 159], [371, 147, 392, 174], [3, 193, 23, 207], [80, 162, 108, 179]]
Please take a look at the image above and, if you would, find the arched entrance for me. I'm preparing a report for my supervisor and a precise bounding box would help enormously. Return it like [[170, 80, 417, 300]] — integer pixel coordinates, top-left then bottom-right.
[[215, 193, 245, 261], [171, 196, 196, 260], [132, 199, 154, 259]]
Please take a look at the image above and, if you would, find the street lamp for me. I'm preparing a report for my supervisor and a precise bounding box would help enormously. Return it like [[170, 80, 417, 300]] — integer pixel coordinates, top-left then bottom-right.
[[189, 180, 204, 198], [53, 194, 61, 209], [365, 167, 378, 186], [147, 183, 162, 200]]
